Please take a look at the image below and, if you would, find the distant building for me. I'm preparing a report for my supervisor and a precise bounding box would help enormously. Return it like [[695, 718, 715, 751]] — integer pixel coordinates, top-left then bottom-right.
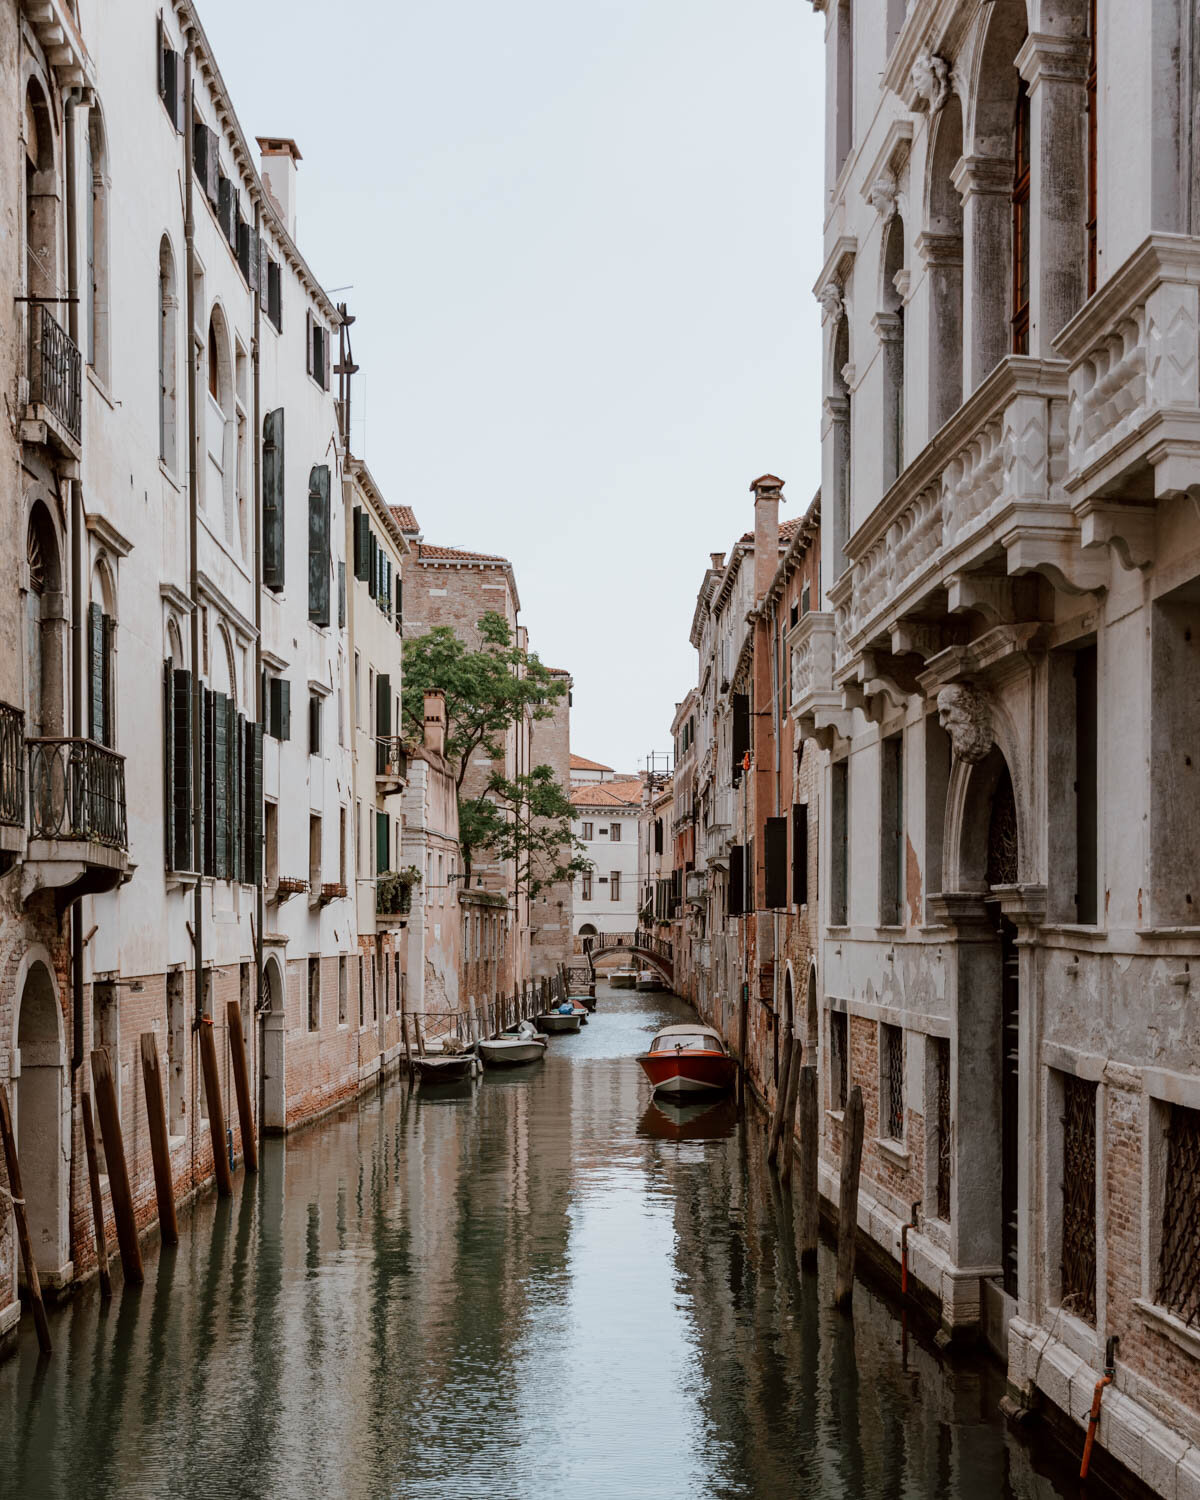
[[570, 777, 644, 943]]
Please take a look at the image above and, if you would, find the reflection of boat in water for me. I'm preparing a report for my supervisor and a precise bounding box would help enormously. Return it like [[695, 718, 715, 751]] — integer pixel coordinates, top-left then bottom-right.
[[637, 1094, 738, 1142], [637, 1024, 737, 1098], [608, 967, 637, 990]]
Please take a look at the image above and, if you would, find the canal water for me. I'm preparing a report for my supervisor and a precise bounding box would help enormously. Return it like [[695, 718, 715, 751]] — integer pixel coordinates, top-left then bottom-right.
[[1, 984, 1103, 1499]]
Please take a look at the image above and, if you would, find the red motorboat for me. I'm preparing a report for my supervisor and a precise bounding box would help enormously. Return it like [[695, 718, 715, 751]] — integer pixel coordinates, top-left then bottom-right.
[[636, 1024, 738, 1099]]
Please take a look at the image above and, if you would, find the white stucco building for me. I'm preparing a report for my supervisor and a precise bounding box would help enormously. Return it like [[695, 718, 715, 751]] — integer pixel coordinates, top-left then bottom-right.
[[570, 776, 644, 941]]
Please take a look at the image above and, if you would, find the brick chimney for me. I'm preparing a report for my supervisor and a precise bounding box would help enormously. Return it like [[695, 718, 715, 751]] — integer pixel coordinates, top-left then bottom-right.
[[257, 136, 302, 240], [423, 690, 446, 757], [710, 551, 725, 571], [750, 474, 784, 601]]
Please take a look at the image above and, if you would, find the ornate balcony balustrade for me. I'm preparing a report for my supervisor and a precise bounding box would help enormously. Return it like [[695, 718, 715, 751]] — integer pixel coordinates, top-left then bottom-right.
[[23, 736, 129, 906], [26, 303, 82, 456], [788, 610, 851, 748], [0, 703, 25, 829], [375, 736, 408, 794]]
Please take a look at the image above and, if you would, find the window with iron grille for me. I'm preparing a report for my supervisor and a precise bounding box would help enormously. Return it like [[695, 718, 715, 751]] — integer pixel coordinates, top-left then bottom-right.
[[882, 1023, 904, 1140], [831, 1010, 848, 1112], [1061, 1073, 1097, 1323], [1158, 1102, 1200, 1329], [307, 957, 320, 1032], [934, 1037, 951, 1219]]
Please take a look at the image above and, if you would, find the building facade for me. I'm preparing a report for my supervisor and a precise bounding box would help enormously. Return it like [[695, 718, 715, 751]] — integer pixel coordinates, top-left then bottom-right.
[[570, 775, 643, 943]]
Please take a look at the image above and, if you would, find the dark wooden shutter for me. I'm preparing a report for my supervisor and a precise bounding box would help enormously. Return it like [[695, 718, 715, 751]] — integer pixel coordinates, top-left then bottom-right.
[[238, 220, 253, 283], [321, 326, 330, 390], [376, 673, 391, 736], [102, 614, 116, 747], [353, 507, 368, 580], [172, 50, 184, 131], [230, 711, 243, 882], [163, 660, 174, 868], [269, 677, 291, 742], [305, 310, 314, 376], [308, 464, 331, 626], [157, 13, 166, 99], [764, 816, 788, 909], [88, 602, 104, 741], [201, 686, 213, 876], [728, 844, 744, 917], [248, 721, 263, 883], [338, 561, 346, 628], [173, 668, 193, 870], [792, 803, 808, 906], [262, 407, 285, 591], [217, 175, 233, 241], [376, 810, 389, 874], [367, 530, 377, 598], [731, 693, 750, 782], [205, 129, 219, 206], [213, 693, 229, 879], [395, 574, 403, 630]]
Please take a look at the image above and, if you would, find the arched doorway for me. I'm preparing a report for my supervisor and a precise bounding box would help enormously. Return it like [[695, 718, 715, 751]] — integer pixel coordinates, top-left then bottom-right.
[[261, 955, 286, 1133], [25, 503, 64, 739], [15, 961, 67, 1277]]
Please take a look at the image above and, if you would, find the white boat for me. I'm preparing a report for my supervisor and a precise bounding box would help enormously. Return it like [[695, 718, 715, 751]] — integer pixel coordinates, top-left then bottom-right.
[[535, 1009, 583, 1035], [479, 1021, 547, 1068], [635, 969, 665, 992], [609, 967, 637, 990]]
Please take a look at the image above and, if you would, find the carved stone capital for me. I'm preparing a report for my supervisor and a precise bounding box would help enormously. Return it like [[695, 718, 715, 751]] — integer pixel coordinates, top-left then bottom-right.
[[916, 230, 963, 270], [951, 153, 1013, 202]]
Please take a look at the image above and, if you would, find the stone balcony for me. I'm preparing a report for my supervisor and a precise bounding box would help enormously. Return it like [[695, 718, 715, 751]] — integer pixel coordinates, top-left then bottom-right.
[[788, 610, 852, 748], [1056, 233, 1200, 569], [22, 736, 130, 908], [826, 354, 1110, 712]]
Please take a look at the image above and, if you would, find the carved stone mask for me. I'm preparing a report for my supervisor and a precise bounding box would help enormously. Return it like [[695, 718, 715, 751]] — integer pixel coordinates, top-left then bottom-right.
[[937, 683, 993, 763]]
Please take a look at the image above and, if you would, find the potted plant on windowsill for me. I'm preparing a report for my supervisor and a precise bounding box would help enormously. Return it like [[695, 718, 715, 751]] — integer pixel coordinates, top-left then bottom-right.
[[319, 881, 348, 906], [377, 865, 421, 923], [272, 875, 308, 904]]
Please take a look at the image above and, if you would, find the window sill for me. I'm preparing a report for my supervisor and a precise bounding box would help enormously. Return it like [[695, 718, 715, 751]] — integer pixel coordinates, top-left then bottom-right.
[[87, 364, 114, 409], [876, 1136, 911, 1169], [1134, 1298, 1200, 1360], [159, 459, 182, 492]]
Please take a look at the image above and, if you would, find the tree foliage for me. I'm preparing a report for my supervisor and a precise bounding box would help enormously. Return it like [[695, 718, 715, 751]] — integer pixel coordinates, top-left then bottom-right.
[[461, 766, 591, 898]]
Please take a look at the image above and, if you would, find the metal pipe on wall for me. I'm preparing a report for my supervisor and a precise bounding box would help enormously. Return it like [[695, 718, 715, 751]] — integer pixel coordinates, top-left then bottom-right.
[[65, 88, 85, 1073], [184, 41, 203, 1027], [252, 200, 264, 1144]]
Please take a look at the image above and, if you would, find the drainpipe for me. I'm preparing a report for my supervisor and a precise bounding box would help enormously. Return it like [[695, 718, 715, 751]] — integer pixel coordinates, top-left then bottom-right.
[[184, 41, 203, 1027], [65, 88, 85, 1073], [1079, 1335, 1118, 1480], [252, 200, 263, 1142]]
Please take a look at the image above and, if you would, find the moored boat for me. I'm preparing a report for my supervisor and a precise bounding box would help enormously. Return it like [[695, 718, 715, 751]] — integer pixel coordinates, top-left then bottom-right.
[[636, 1024, 738, 1099], [609, 967, 637, 990], [412, 1052, 477, 1084], [479, 1021, 547, 1068], [535, 1008, 583, 1035], [635, 969, 665, 992]]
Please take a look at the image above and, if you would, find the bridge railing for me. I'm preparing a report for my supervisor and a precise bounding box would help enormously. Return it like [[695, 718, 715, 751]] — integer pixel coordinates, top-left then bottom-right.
[[582, 930, 673, 965]]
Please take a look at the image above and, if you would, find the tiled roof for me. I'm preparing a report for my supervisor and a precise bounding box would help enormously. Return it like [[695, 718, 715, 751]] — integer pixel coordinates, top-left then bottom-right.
[[416, 543, 511, 564], [570, 753, 613, 771], [570, 778, 644, 808], [392, 505, 420, 534], [738, 517, 805, 545]]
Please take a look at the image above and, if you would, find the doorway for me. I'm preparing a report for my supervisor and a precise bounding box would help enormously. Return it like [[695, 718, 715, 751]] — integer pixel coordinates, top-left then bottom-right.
[[15, 962, 67, 1277]]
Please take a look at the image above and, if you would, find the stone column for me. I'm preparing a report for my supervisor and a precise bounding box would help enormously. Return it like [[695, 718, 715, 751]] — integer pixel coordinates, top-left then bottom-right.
[[873, 310, 904, 487], [952, 154, 1014, 395], [1017, 33, 1088, 349], [825, 393, 851, 579], [917, 231, 964, 433]]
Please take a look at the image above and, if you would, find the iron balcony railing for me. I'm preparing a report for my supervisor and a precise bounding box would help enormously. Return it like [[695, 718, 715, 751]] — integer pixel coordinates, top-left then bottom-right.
[[27, 738, 128, 850], [376, 735, 408, 781], [28, 302, 82, 445], [0, 702, 25, 828]]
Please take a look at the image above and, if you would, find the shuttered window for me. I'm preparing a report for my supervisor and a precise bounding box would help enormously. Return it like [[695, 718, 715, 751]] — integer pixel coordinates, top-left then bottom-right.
[[266, 261, 282, 331], [764, 816, 788, 909], [268, 677, 290, 742], [262, 408, 285, 591], [792, 803, 808, 906], [88, 603, 116, 747], [728, 844, 744, 917], [375, 810, 389, 875], [213, 693, 229, 879], [163, 662, 194, 872], [308, 464, 331, 626], [338, 561, 346, 628], [193, 122, 219, 208], [395, 574, 403, 632], [244, 719, 263, 884], [731, 692, 750, 783], [353, 507, 369, 580], [157, 18, 184, 131]]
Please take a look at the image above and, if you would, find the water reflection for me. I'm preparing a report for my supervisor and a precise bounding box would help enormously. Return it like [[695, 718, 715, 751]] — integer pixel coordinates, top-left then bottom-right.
[[0, 983, 1104, 1499]]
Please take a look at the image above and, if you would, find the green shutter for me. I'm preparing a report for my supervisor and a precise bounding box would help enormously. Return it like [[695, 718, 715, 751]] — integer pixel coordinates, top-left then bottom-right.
[[88, 602, 104, 740], [263, 408, 285, 592], [376, 672, 391, 736], [174, 668, 193, 870], [279, 678, 290, 742], [338, 561, 346, 628], [231, 710, 244, 883], [395, 574, 402, 631], [308, 465, 331, 626], [201, 686, 213, 876], [163, 660, 174, 868], [102, 615, 116, 747], [375, 810, 388, 875], [367, 530, 377, 599], [248, 721, 263, 884], [213, 693, 229, 880], [353, 507, 368, 580]]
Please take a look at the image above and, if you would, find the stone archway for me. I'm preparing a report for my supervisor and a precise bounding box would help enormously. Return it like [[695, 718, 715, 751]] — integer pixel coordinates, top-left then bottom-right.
[[15, 960, 68, 1278]]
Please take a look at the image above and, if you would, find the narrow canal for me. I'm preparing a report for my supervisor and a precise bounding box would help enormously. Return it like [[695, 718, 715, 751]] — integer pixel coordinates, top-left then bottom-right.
[[2, 984, 1107, 1499]]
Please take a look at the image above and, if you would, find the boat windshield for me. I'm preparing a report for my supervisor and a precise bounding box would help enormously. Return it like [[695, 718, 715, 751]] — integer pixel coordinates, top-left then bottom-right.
[[650, 1034, 719, 1053]]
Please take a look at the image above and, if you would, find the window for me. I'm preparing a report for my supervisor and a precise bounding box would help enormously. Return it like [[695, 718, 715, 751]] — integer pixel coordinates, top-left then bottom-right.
[[308, 465, 331, 627], [881, 1023, 904, 1140], [267, 676, 290, 741], [307, 310, 330, 389], [880, 733, 904, 925], [831, 1010, 848, 1112], [1085, 0, 1098, 296], [266, 260, 283, 331], [158, 238, 178, 470], [792, 803, 808, 907], [933, 1036, 951, 1220], [1157, 1102, 1200, 1328], [88, 600, 116, 747], [307, 957, 321, 1032], [265, 801, 278, 888], [581, 872, 593, 901], [581, 822, 593, 841], [831, 760, 849, 926], [731, 693, 750, 783], [835, 0, 854, 175], [339, 806, 347, 886], [376, 811, 389, 876], [308, 693, 322, 755], [1011, 76, 1031, 354], [728, 844, 744, 917], [1060, 1074, 1097, 1323], [309, 813, 321, 891], [610, 871, 621, 901], [207, 319, 219, 400], [338, 957, 347, 1025], [609, 822, 621, 842], [262, 408, 285, 591], [157, 17, 184, 130], [85, 113, 109, 380]]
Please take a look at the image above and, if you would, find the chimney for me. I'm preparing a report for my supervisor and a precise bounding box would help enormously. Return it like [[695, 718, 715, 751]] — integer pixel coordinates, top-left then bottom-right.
[[710, 551, 725, 571], [423, 690, 446, 757], [750, 474, 784, 602], [257, 136, 302, 240]]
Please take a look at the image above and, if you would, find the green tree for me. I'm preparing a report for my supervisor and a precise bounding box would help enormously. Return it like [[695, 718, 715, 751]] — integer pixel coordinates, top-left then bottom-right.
[[461, 766, 592, 897]]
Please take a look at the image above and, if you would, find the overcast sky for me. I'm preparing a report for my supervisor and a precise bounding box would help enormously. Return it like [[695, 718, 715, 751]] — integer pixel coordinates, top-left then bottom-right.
[[202, 0, 826, 775]]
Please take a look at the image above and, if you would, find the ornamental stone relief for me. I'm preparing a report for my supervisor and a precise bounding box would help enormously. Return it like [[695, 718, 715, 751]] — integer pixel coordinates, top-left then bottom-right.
[[936, 682, 994, 763]]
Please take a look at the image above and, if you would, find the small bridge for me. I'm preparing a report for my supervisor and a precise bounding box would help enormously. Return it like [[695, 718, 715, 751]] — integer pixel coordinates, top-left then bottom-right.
[[582, 930, 674, 987]]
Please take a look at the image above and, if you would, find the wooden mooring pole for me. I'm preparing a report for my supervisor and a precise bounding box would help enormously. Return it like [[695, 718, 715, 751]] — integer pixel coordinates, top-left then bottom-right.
[[81, 1092, 111, 1298], [90, 1047, 144, 1287], [226, 1002, 258, 1173], [0, 1085, 52, 1353], [834, 1084, 865, 1308], [402, 1013, 413, 1075], [779, 1041, 804, 1190], [767, 1031, 798, 1167], [139, 1033, 179, 1245], [796, 1065, 819, 1264], [197, 1018, 232, 1198]]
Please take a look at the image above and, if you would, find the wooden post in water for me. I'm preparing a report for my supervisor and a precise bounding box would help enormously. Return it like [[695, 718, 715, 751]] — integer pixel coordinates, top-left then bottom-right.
[[90, 1047, 144, 1286], [796, 1064, 819, 1264], [779, 1041, 804, 1189], [0, 1085, 52, 1353], [226, 1002, 258, 1172], [139, 1033, 179, 1245], [767, 1031, 797, 1167], [402, 1012, 413, 1075], [415, 1015, 427, 1057], [81, 1092, 111, 1298], [197, 1018, 233, 1198], [834, 1084, 865, 1308]]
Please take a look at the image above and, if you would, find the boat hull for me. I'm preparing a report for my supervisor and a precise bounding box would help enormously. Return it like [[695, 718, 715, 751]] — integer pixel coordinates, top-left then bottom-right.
[[609, 974, 636, 990], [479, 1039, 545, 1067], [413, 1055, 475, 1083], [636, 1050, 737, 1098], [535, 1012, 582, 1035]]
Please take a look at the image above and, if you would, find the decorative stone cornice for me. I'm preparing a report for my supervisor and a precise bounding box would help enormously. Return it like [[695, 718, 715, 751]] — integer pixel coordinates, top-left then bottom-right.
[[813, 234, 857, 309], [916, 230, 963, 270], [951, 153, 1013, 202], [1015, 32, 1089, 91]]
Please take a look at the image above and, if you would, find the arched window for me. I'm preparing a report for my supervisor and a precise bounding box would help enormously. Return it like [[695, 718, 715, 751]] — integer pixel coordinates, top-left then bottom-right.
[[25, 503, 64, 739], [205, 309, 235, 536], [207, 319, 219, 400], [879, 215, 906, 488], [1011, 77, 1031, 354], [23, 83, 56, 301], [86, 109, 110, 380], [158, 237, 178, 471]]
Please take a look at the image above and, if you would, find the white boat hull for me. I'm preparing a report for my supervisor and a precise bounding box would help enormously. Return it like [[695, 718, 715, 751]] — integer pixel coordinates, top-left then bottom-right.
[[479, 1038, 546, 1067], [535, 1012, 582, 1034]]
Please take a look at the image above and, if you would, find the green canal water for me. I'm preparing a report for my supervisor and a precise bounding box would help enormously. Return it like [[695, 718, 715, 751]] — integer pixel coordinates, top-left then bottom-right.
[[1, 983, 1105, 1499]]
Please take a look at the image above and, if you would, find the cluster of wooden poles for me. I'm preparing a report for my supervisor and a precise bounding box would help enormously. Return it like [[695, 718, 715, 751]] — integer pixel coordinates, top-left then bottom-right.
[[0, 1001, 256, 1358], [400, 975, 566, 1072], [764, 1029, 865, 1310]]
